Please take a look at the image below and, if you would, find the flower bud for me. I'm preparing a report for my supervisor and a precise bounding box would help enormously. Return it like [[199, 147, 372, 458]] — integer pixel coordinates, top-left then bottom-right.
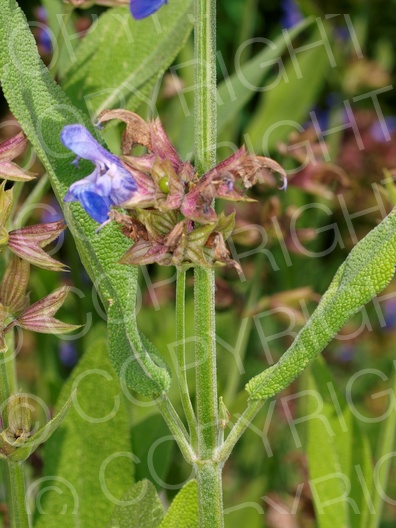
[[4, 392, 32, 444]]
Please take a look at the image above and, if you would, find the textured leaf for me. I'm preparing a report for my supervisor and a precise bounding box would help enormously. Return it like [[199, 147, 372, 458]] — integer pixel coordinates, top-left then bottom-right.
[[245, 28, 330, 154], [306, 358, 373, 528], [34, 334, 134, 528], [246, 207, 396, 400], [0, 0, 170, 396], [131, 414, 173, 489], [62, 3, 193, 116], [159, 480, 198, 528], [108, 480, 164, 528], [41, 0, 79, 80]]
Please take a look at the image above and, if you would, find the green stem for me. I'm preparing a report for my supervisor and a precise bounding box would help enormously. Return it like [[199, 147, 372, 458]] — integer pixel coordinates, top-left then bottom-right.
[[0, 352, 11, 424], [194, 0, 223, 525], [4, 462, 30, 528], [176, 271, 198, 449], [4, 328, 17, 396], [215, 399, 264, 464], [156, 395, 196, 465], [0, 336, 30, 527], [194, 0, 217, 458], [195, 462, 223, 527]]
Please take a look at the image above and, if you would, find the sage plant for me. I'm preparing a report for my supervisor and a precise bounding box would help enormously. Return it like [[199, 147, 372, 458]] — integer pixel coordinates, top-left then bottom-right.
[[0, 1, 396, 527]]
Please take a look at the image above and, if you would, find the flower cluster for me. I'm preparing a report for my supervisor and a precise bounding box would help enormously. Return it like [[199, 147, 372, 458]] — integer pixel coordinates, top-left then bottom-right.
[[61, 110, 286, 272], [0, 133, 79, 352]]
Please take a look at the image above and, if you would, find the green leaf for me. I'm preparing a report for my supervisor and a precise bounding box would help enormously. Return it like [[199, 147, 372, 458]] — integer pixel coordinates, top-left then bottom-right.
[[177, 18, 313, 158], [0, 0, 170, 396], [159, 480, 198, 528], [245, 27, 330, 154], [131, 415, 173, 489], [246, 207, 396, 400], [306, 358, 373, 528], [34, 333, 134, 528], [368, 368, 396, 528], [41, 0, 78, 80], [62, 3, 193, 116], [108, 480, 164, 528]]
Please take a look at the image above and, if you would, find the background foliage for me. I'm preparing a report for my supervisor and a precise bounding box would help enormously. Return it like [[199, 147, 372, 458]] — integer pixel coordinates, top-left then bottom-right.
[[1, 0, 396, 526]]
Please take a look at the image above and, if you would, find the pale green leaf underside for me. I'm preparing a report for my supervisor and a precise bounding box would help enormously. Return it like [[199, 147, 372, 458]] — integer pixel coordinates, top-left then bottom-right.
[[159, 480, 198, 528], [108, 480, 164, 528], [63, 3, 193, 116], [0, 0, 170, 396], [247, 207, 396, 399], [307, 358, 373, 528], [34, 334, 134, 527]]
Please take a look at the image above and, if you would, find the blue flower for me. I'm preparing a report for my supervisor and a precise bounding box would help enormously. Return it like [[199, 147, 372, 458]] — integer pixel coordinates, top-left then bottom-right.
[[280, 0, 303, 29], [130, 0, 168, 20], [61, 125, 137, 224]]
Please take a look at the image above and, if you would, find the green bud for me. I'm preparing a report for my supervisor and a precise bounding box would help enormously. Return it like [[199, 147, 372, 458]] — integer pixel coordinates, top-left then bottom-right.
[[218, 397, 230, 430], [159, 176, 170, 194]]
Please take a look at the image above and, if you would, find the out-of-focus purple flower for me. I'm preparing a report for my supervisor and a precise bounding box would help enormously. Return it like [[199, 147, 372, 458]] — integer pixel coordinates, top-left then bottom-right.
[[59, 341, 78, 368], [35, 7, 52, 54], [61, 125, 137, 224], [383, 299, 396, 330], [337, 344, 355, 363], [129, 0, 167, 19], [280, 0, 303, 29], [370, 117, 396, 143]]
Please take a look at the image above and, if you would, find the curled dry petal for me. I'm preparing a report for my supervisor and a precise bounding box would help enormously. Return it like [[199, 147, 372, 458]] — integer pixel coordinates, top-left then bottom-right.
[[5, 286, 81, 335], [0, 131, 27, 162], [119, 239, 171, 266], [0, 132, 35, 182], [181, 174, 218, 224], [0, 162, 36, 182], [8, 220, 67, 272], [97, 109, 152, 154], [150, 118, 184, 172]]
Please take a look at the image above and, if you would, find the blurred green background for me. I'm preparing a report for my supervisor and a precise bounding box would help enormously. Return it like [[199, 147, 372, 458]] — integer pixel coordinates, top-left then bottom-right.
[[1, 0, 396, 526]]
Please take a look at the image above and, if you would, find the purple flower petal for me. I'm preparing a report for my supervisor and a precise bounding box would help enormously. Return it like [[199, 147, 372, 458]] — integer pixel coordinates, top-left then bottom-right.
[[79, 191, 112, 224], [129, 0, 168, 20], [61, 124, 118, 166], [61, 124, 138, 223]]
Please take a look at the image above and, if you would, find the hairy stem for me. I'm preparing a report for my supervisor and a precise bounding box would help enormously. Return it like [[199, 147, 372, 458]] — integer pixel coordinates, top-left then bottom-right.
[[156, 395, 196, 465], [215, 399, 264, 464], [194, 0, 223, 525], [176, 271, 198, 449], [0, 334, 30, 528]]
